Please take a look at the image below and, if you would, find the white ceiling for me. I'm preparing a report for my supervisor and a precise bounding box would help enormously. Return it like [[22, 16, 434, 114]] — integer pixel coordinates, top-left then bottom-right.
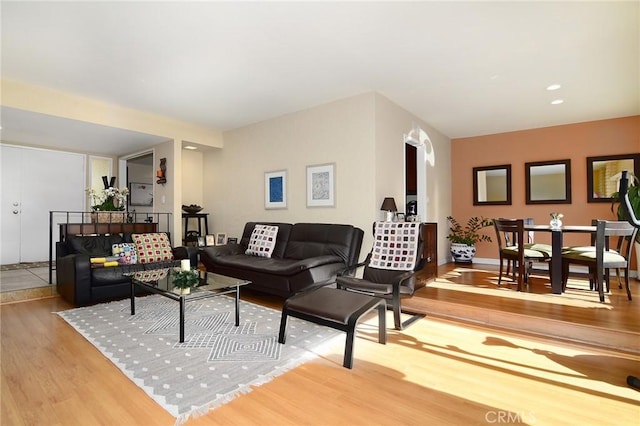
[[1, 1, 638, 155]]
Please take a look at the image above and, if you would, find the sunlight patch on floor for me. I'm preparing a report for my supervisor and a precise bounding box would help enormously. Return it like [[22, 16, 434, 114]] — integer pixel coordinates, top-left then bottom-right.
[[429, 279, 612, 309]]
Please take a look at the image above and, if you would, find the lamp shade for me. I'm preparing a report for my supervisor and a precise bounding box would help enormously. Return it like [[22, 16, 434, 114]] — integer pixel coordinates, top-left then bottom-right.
[[380, 197, 397, 212]]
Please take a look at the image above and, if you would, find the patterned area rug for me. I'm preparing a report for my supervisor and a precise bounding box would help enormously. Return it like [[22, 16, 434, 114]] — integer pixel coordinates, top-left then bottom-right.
[[57, 294, 342, 425]]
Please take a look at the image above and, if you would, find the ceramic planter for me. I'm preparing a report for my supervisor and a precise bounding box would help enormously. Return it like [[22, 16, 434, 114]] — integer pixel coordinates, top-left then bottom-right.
[[450, 243, 476, 263]]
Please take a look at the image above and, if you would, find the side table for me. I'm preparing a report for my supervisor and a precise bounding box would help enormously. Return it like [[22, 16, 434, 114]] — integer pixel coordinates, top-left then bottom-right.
[[182, 213, 209, 245]]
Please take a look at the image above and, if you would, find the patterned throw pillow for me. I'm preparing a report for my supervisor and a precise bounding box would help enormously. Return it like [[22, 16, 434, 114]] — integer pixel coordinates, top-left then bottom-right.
[[132, 233, 174, 264], [245, 224, 279, 258], [369, 221, 420, 271], [112, 243, 137, 265]]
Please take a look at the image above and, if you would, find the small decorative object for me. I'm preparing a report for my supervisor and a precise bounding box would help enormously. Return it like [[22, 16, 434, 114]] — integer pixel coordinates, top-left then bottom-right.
[[216, 233, 227, 245], [205, 234, 215, 246], [227, 237, 238, 244], [549, 212, 564, 229], [446, 216, 493, 263], [172, 268, 199, 295], [86, 176, 129, 223], [157, 158, 167, 185], [182, 204, 203, 214], [380, 197, 397, 221]]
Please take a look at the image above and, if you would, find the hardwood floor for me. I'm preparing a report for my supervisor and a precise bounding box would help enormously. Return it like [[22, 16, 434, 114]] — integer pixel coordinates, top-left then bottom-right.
[[1, 263, 639, 425]]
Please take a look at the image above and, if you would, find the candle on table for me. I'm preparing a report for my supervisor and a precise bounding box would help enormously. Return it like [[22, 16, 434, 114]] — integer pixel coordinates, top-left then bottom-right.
[[181, 259, 190, 271]]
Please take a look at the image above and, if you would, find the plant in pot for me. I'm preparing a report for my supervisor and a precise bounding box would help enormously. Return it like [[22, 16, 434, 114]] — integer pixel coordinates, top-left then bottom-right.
[[446, 216, 493, 263], [610, 172, 640, 274], [171, 268, 200, 295]]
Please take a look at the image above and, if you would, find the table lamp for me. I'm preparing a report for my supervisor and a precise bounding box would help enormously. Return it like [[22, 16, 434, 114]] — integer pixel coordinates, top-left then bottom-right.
[[380, 197, 397, 221]]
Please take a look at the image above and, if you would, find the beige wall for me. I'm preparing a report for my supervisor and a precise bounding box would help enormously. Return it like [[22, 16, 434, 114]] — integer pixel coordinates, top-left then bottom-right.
[[202, 93, 453, 262], [451, 115, 640, 263], [373, 94, 452, 261]]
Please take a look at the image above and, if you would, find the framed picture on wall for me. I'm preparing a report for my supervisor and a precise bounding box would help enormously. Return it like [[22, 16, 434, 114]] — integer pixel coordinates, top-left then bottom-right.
[[129, 182, 153, 206], [306, 163, 335, 207], [265, 170, 287, 209]]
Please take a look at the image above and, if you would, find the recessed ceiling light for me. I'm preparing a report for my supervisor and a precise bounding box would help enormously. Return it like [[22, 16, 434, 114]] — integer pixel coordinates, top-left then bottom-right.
[[184, 145, 197, 150], [547, 84, 561, 91], [551, 99, 564, 105]]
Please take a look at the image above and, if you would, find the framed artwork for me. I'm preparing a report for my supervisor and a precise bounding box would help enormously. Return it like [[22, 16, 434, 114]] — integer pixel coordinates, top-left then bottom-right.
[[227, 237, 238, 244], [197, 236, 206, 247], [205, 234, 215, 246], [306, 163, 335, 207], [129, 182, 153, 206], [265, 170, 287, 209], [216, 233, 227, 245]]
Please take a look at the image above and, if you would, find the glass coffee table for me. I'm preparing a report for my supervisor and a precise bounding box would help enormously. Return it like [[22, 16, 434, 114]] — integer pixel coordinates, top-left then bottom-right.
[[128, 268, 251, 342]]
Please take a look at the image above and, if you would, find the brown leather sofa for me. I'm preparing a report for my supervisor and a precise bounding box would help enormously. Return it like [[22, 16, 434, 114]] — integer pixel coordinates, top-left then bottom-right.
[[199, 222, 364, 297]]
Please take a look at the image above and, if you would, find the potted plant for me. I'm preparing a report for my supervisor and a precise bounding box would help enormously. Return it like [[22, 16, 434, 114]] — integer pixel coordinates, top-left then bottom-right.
[[610, 172, 640, 274], [446, 216, 493, 263], [85, 176, 129, 223], [171, 268, 200, 295]]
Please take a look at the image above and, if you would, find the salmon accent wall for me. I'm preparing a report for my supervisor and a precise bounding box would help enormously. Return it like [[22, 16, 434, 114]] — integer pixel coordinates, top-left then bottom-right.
[[451, 115, 640, 265]]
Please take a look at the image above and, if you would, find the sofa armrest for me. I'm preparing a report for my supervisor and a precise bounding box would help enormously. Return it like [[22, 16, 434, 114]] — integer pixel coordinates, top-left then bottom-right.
[[172, 246, 199, 268], [56, 253, 92, 306]]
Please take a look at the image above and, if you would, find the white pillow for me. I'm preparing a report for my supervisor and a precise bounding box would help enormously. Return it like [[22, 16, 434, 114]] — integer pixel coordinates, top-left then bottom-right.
[[245, 224, 279, 258]]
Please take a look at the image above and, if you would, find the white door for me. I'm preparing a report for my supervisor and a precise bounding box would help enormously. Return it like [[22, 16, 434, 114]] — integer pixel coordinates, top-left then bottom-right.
[[1, 146, 23, 264], [0, 144, 86, 264]]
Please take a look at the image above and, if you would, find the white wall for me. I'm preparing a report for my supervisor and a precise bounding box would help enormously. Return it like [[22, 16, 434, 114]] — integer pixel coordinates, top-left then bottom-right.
[[373, 94, 452, 263], [203, 93, 377, 244], [202, 92, 452, 263], [182, 149, 204, 206]]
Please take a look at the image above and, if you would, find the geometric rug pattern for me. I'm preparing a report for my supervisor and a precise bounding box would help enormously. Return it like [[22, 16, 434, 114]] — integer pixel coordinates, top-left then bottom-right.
[[57, 294, 342, 425]]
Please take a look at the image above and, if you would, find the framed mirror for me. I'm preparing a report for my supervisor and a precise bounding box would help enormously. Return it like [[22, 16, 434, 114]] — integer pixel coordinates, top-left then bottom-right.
[[587, 153, 640, 203], [473, 164, 512, 205], [525, 159, 571, 204]]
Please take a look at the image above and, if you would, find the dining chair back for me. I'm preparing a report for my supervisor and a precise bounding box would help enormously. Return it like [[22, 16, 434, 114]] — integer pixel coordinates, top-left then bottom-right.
[[561, 220, 637, 302], [493, 218, 553, 291]]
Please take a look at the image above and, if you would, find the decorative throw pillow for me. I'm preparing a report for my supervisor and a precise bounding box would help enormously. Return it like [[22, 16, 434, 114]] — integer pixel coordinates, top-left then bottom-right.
[[369, 221, 420, 271], [245, 224, 278, 258], [132, 233, 174, 264], [112, 242, 137, 265]]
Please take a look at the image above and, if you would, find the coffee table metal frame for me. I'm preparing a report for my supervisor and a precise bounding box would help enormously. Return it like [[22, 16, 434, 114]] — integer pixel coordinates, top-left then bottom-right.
[[130, 270, 250, 342]]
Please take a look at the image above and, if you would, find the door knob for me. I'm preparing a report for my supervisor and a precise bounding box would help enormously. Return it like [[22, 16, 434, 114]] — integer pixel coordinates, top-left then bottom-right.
[[13, 210, 19, 214]]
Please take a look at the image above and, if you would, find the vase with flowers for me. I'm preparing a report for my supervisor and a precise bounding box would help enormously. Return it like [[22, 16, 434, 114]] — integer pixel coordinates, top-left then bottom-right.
[[86, 176, 129, 223], [549, 212, 564, 230]]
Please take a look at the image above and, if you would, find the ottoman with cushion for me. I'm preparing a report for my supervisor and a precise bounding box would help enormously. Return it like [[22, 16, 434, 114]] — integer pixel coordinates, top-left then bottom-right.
[[278, 286, 386, 369]]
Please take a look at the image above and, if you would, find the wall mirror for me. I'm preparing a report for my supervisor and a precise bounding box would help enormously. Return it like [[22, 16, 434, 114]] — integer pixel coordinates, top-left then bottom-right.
[[587, 153, 640, 203], [525, 159, 571, 204], [473, 164, 512, 205]]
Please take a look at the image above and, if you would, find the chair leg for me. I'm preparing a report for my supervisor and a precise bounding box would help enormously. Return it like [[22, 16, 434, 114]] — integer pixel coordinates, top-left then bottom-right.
[[497, 258, 504, 286], [624, 268, 632, 301]]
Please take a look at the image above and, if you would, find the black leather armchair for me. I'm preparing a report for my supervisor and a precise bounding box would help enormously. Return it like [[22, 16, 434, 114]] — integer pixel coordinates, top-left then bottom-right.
[[336, 222, 425, 330]]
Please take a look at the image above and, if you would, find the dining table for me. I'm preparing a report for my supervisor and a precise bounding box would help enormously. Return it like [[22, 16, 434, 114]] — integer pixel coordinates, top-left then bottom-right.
[[524, 224, 596, 294]]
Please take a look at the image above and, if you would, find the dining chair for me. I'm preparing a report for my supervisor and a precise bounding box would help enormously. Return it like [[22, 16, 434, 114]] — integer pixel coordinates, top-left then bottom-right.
[[493, 218, 553, 291], [561, 220, 637, 302]]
